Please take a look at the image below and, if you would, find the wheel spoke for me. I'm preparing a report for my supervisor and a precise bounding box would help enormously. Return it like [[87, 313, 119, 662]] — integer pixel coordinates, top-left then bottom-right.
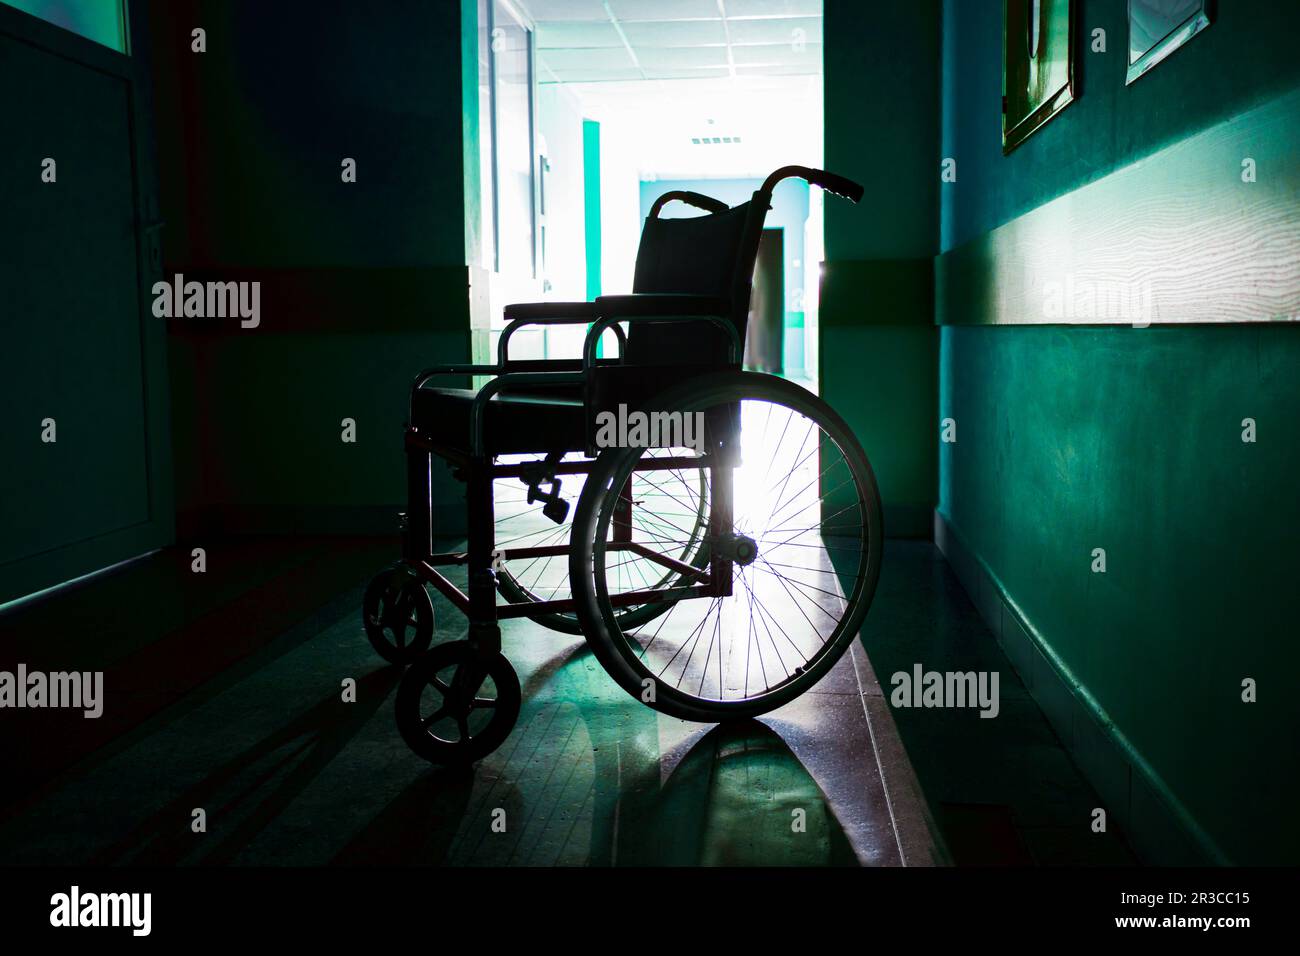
[[587, 387, 879, 711]]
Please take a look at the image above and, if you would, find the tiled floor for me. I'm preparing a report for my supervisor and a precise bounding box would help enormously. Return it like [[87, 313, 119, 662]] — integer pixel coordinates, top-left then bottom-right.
[[0, 537, 1133, 866]]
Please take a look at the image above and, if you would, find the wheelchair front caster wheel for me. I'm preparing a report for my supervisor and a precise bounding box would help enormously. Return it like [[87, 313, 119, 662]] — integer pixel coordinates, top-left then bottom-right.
[[362, 569, 435, 665], [396, 640, 521, 765]]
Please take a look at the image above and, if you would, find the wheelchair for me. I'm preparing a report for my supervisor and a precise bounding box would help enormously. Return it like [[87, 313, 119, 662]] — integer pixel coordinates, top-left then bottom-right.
[[362, 166, 884, 765]]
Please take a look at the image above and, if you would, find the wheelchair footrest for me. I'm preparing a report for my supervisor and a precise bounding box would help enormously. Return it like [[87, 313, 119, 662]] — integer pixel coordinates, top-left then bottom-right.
[[521, 451, 570, 525], [541, 496, 570, 524]]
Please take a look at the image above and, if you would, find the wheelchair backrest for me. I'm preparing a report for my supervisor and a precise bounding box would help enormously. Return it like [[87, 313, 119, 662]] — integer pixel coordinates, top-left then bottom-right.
[[627, 196, 768, 367], [586, 168, 861, 451]]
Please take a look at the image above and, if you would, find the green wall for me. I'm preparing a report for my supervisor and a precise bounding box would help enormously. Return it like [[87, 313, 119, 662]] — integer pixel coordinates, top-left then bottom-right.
[[147, 0, 477, 536], [583, 119, 602, 302], [941, 326, 1300, 863], [1, 0, 127, 52], [822, 0, 940, 537], [938, 0, 1300, 863], [942, 0, 1300, 251]]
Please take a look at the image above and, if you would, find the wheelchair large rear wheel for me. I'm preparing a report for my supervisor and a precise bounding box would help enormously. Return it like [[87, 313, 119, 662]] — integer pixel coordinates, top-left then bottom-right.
[[570, 371, 883, 722]]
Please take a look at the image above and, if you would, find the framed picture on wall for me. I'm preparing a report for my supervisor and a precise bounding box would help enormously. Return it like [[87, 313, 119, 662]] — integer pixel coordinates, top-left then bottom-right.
[[1003, 0, 1075, 154], [1126, 0, 1211, 85]]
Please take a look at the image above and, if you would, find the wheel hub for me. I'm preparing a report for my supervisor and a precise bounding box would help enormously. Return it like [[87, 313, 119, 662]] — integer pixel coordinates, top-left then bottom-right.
[[717, 533, 758, 567]]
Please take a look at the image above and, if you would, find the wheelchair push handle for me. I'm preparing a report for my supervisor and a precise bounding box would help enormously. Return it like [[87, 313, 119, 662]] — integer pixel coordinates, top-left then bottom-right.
[[649, 190, 731, 218], [760, 165, 864, 203]]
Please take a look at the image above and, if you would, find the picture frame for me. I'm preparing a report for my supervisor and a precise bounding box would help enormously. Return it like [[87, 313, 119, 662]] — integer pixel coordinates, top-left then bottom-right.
[[1126, 0, 1212, 85], [1003, 0, 1075, 154]]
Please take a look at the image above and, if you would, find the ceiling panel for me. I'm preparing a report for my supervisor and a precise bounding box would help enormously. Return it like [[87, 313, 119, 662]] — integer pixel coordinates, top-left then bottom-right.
[[733, 62, 816, 77], [525, 0, 823, 180], [724, 0, 823, 18], [636, 46, 730, 70], [536, 21, 625, 48], [619, 18, 729, 46], [544, 65, 645, 82], [538, 46, 637, 71], [727, 15, 821, 44], [519, 0, 609, 20], [642, 65, 733, 81], [609, 0, 721, 20], [731, 41, 820, 66]]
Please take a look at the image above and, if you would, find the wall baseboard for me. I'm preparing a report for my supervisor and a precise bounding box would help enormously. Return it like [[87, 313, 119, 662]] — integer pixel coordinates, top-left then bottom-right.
[[933, 509, 1230, 866]]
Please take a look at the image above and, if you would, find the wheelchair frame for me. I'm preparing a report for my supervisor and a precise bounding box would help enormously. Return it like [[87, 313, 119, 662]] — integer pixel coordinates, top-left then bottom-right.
[[401, 299, 743, 659], [372, 165, 876, 761]]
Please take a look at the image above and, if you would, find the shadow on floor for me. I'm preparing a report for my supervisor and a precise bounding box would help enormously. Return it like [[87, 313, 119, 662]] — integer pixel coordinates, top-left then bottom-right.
[[88, 668, 403, 865], [0, 558, 864, 867], [0, 536, 1133, 867], [333, 719, 855, 867]]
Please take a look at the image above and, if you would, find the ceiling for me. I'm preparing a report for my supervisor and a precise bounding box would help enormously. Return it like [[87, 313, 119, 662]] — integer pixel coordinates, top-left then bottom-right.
[[513, 0, 824, 179], [518, 0, 822, 84]]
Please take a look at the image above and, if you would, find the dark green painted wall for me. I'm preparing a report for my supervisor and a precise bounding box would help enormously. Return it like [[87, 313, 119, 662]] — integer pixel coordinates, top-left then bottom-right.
[[940, 326, 1300, 863], [148, 0, 476, 536], [150, 0, 473, 271], [938, 0, 1300, 862], [822, 0, 940, 537]]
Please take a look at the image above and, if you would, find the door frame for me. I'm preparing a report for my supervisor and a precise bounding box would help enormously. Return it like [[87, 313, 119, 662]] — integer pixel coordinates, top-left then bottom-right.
[[0, 1, 173, 605]]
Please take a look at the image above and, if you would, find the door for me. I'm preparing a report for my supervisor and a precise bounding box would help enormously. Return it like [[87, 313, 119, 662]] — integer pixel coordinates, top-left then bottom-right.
[[0, 2, 171, 604], [744, 228, 785, 374]]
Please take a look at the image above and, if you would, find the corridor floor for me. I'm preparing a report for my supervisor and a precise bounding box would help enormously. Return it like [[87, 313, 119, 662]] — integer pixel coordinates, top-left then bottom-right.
[[0, 537, 1134, 866]]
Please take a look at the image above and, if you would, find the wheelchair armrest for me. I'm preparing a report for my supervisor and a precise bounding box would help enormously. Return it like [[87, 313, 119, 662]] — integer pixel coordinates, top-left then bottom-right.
[[408, 361, 602, 436], [593, 293, 729, 317], [582, 299, 740, 369], [408, 364, 499, 421], [503, 301, 598, 321], [498, 301, 616, 366], [411, 364, 498, 390]]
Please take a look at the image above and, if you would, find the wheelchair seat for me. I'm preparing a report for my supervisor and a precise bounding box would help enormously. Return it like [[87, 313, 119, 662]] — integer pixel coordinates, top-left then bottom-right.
[[412, 385, 586, 455]]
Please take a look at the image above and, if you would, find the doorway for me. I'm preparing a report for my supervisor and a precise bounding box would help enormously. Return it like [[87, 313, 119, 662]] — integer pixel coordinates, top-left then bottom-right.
[[481, 1, 825, 384], [0, 1, 171, 605], [745, 228, 785, 374]]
